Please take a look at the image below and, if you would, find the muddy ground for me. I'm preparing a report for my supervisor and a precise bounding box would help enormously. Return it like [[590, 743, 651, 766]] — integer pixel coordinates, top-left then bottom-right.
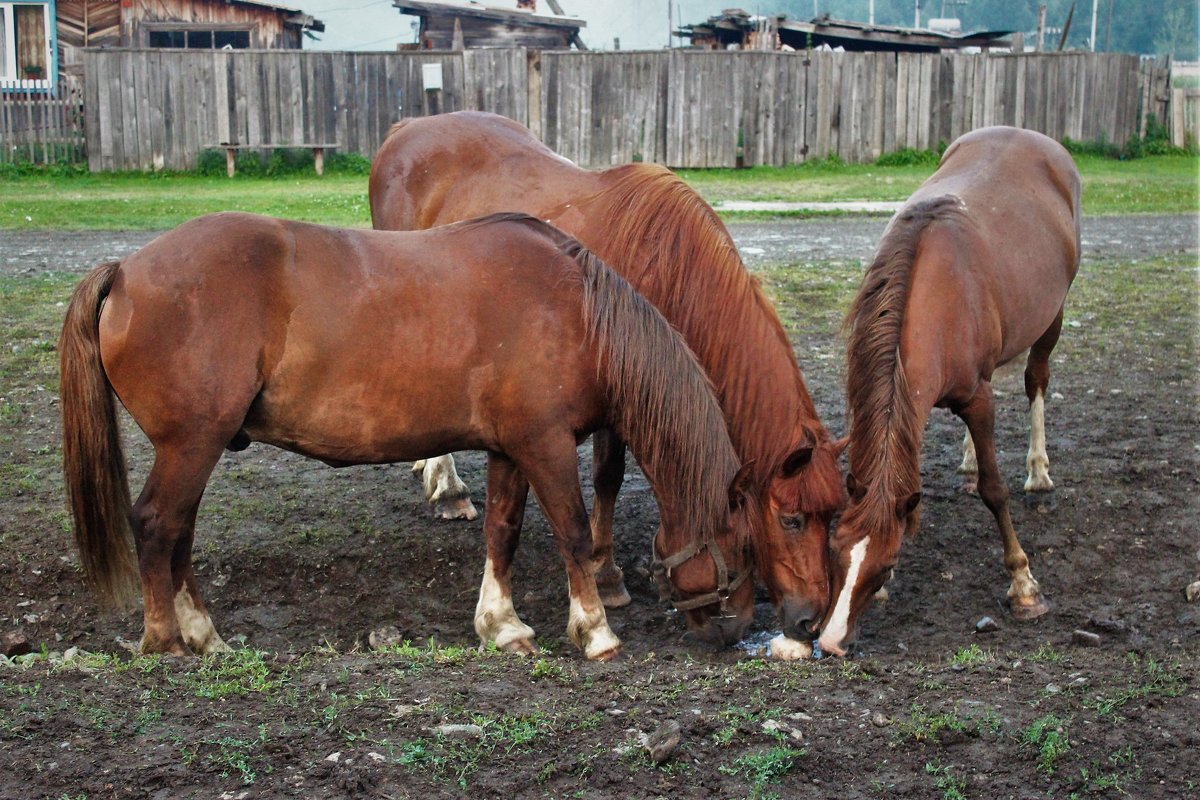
[[0, 215, 1197, 799]]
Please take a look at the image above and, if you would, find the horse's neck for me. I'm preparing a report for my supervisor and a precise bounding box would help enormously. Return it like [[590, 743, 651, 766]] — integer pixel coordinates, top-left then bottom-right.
[[587, 192, 817, 458]]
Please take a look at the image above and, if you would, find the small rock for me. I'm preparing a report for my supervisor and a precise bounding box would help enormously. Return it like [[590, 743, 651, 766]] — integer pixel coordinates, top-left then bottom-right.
[[432, 724, 484, 739], [871, 712, 889, 728], [2, 630, 32, 658], [975, 616, 1000, 633], [762, 719, 803, 742], [1045, 683, 1062, 695], [641, 720, 682, 764], [1186, 581, 1200, 603], [1072, 629, 1101, 648], [366, 752, 386, 763], [325, 752, 341, 763], [368, 626, 404, 650]]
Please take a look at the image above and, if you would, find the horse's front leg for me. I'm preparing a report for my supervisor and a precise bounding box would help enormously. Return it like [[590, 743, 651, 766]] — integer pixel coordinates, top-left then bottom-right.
[[957, 382, 1050, 620], [589, 429, 632, 607], [414, 454, 479, 521], [518, 436, 621, 661], [474, 453, 537, 654]]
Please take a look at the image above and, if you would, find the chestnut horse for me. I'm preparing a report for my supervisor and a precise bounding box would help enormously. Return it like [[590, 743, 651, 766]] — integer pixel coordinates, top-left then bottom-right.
[[369, 111, 845, 659], [60, 211, 762, 660], [818, 127, 1081, 656]]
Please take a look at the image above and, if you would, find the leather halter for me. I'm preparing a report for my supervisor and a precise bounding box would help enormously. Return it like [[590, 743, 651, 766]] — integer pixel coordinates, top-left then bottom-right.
[[650, 530, 751, 617]]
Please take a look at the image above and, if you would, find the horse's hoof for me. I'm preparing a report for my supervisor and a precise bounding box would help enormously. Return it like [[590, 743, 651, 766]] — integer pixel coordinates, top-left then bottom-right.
[[599, 584, 632, 608], [959, 480, 979, 495], [434, 496, 479, 521], [499, 637, 538, 656], [587, 645, 622, 662], [1023, 491, 1057, 513], [1010, 595, 1051, 620]]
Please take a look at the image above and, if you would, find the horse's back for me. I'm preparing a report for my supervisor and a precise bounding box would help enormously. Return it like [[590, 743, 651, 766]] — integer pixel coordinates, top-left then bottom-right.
[[101, 212, 603, 462], [918, 126, 1080, 272], [370, 111, 590, 231]]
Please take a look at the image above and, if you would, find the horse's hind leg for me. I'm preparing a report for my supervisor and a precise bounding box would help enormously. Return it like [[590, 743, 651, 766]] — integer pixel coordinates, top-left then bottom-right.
[[474, 453, 537, 654], [957, 430, 978, 493], [517, 435, 620, 661], [957, 382, 1050, 621], [172, 506, 231, 654], [1024, 310, 1064, 493], [590, 429, 632, 608], [131, 442, 225, 655], [415, 454, 479, 521]]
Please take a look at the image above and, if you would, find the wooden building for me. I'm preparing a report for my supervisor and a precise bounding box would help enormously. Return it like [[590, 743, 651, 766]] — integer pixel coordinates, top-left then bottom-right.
[[3, 0, 324, 93], [678, 11, 1011, 54], [394, 1, 586, 50]]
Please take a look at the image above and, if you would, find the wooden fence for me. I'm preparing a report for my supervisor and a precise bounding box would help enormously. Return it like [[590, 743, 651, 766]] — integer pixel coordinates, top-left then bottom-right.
[[73, 48, 1178, 171], [0, 92, 87, 164]]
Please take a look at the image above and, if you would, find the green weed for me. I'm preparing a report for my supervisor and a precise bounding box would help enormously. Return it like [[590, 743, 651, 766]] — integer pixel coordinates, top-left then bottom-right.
[[925, 760, 968, 800], [719, 745, 805, 800], [1020, 714, 1071, 775], [894, 703, 971, 743]]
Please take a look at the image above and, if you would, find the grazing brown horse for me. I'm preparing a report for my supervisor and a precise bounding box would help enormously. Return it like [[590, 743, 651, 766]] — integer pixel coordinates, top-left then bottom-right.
[[369, 110, 845, 659], [818, 127, 1081, 656], [60, 211, 762, 660]]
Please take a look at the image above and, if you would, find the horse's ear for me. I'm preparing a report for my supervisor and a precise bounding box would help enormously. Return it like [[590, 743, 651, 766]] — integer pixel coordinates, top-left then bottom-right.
[[832, 435, 849, 458], [846, 472, 866, 502], [778, 445, 813, 479], [895, 491, 921, 518], [728, 461, 756, 511]]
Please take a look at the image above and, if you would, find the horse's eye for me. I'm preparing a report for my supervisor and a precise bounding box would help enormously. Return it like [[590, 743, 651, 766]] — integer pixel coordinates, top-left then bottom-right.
[[780, 513, 805, 531]]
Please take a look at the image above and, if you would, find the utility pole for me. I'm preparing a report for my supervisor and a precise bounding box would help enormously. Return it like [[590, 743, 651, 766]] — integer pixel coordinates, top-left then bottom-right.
[[914, 1, 922, 29], [1090, 0, 1099, 51], [869, 0, 875, 25]]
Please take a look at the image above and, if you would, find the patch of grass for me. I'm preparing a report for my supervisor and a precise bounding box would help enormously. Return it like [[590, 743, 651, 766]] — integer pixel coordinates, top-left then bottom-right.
[[948, 644, 992, 668], [925, 760, 969, 800], [718, 745, 805, 800], [1, 153, 1191, 232], [186, 724, 271, 784], [178, 649, 284, 699], [1028, 643, 1068, 665], [398, 711, 555, 789], [1084, 656, 1186, 718], [894, 703, 972, 743], [1020, 714, 1071, 775]]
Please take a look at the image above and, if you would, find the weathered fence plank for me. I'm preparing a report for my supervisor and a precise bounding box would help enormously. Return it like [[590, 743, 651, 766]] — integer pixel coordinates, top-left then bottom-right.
[[71, 48, 1175, 172]]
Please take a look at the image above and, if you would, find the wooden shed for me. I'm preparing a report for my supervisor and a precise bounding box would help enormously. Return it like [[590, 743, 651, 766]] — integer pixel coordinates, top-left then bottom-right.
[[394, 1, 586, 50], [678, 11, 1011, 54], [52, 0, 324, 85]]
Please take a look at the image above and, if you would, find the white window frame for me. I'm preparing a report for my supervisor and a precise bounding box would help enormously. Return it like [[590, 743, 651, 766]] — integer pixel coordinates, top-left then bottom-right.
[[0, 2, 54, 91]]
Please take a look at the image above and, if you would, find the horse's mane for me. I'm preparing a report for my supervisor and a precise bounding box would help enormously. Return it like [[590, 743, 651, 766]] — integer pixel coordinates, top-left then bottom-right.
[[590, 164, 833, 507], [839, 196, 961, 547], [457, 212, 744, 546]]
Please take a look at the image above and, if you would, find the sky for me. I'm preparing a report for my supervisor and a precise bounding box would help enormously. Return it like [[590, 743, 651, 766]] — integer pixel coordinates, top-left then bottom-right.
[[297, 1, 685, 52]]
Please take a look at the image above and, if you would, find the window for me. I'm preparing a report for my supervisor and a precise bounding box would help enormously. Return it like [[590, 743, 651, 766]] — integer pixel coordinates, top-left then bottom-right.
[[0, 2, 52, 88], [147, 28, 252, 50]]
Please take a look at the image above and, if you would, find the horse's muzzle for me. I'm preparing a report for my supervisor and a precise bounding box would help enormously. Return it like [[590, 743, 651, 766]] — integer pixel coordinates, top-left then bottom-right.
[[686, 609, 752, 648], [779, 598, 822, 642]]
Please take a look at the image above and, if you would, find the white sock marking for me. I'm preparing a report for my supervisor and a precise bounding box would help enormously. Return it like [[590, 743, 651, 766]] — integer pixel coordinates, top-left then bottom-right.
[[1025, 393, 1054, 491], [174, 586, 230, 654], [474, 558, 535, 650]]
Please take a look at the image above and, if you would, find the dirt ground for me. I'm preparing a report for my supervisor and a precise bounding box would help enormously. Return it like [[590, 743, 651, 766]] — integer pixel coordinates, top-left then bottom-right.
[[0, 215, 1197, 799]]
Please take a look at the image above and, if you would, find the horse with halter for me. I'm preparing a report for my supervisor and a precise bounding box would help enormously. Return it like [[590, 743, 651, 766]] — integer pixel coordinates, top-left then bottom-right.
[[369, 111, 845, 658], [818, 127, 1081, 656], [59, 212, 763, 659]]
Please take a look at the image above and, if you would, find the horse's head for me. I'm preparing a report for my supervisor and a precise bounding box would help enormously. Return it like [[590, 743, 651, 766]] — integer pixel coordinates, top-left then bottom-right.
[[818, 472, 921, 657], [754, 435, 846, 641], [652, 464, 759, 647]]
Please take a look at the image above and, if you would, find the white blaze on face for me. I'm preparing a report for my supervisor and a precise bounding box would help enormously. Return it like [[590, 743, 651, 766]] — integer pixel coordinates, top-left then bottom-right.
[[818, 536, 870, 656]]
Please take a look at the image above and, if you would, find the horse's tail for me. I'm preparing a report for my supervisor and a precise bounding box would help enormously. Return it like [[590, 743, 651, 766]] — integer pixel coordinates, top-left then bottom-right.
[[59, 260, 139, 607], [565, 237, 740, 538]]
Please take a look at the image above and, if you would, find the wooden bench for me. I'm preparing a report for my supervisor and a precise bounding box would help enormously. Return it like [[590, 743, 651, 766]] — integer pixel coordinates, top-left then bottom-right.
[[210, 142, 340, 177]]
